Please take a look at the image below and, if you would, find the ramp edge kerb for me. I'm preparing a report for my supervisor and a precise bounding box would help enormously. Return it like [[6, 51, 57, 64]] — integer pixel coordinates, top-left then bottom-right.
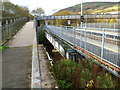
[[31, 27, 42, 88]]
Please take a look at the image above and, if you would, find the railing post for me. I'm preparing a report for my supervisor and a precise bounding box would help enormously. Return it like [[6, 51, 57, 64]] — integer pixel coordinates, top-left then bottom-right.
[[0, 19, 2, 46], [80, 28, 83, 48], [101, 28, 105, 60], [16, 18, 18, 22], [14, 18, 16, 22], [15, 18, 17, 22], [6, 19, 9, 36], [73, 27, 75, 47], [114, 23, 115, 30], [84, 27, 87, 50], [60, 26, 62, 38], [66, 26, 68, 40], [10, 19, 13, 23], [0, 19, 2, 26], [52, 19, 53, 25], [6, 19, 9, 25], [9, 19, 12, 36]]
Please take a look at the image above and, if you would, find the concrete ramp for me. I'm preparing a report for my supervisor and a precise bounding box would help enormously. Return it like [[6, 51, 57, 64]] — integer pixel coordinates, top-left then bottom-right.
[[2, 21, 39, 88]]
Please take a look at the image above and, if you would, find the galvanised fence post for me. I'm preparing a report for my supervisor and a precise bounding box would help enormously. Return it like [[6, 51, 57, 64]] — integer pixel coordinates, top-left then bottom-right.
[[0, 19, 2, 45], [101, 28, 105, 60], [2, 17, 28, 45], [60, 26, 62, 38], [14, 18, 16, 22], [6, 19, 9, 37], [73, 27, 75, 47], [9, 18, 13, 37], [80, 28, 82, 48], [84, 27, 87, 51]]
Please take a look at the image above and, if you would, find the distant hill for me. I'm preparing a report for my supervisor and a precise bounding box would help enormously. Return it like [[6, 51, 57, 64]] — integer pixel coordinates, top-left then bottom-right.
[[54, 2, 118, 15]]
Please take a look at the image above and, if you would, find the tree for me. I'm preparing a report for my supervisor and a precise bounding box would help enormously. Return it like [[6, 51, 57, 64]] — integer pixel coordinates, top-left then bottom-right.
[[2, 2, 30, 17], [32, 8, 45, 16]]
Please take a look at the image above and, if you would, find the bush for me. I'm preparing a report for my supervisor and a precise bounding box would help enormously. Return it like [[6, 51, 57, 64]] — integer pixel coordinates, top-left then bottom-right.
[[53, 58, 118, 88], [96, 73, 116, 88], [54, 59, 76, 80], [54, 59, 77, 88], [38, 28, 46, 43], [57, 80, 72, 88]]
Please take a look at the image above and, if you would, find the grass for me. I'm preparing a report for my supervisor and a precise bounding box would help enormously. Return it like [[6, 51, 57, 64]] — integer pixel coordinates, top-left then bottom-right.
[[0, 46, 9, 51]]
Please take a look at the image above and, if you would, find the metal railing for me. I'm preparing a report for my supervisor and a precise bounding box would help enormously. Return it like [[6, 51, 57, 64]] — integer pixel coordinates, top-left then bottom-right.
[[36, 14, 119, 20], [36, 14, 120, 30], [44, 25, 120, 68], [1, 17, 28, 45], [82, 23, 119, 30]]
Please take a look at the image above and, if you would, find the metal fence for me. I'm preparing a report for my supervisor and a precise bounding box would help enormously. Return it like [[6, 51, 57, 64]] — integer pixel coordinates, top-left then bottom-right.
[[37, 14, 119, 30], [82, 23, 119, 30], [44, 25, 120, 68], [1, 17, 28, 45], [37, 14, 119, 20]]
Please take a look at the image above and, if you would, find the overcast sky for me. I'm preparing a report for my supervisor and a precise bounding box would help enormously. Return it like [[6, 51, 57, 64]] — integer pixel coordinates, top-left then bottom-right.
[[9, 0, 119, 15]]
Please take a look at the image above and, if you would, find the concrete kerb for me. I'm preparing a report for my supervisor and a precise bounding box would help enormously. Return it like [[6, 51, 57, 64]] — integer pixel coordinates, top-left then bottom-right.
[[31, 28, 42, 88]]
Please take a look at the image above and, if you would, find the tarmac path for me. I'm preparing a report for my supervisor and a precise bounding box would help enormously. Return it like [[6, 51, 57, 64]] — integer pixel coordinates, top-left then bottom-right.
[[2, 21, 35, 88]]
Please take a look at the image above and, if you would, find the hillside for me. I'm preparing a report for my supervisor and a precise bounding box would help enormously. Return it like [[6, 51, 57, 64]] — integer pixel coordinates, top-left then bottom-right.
[[54, 2, 118, 15]]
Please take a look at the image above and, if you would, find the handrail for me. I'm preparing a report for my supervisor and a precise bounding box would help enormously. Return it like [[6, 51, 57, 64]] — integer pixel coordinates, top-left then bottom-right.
[[36, 14, 119, 20]]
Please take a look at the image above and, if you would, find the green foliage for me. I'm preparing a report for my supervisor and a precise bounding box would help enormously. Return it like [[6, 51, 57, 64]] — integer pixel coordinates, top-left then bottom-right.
[[80, 69, 92, 88], [0, 46, 9, 51], [54, 59, 92, 88], [54, 59, 76, 78], [96, 73, 116, 88], [57, 80, 72, 88], [53, 58, 118, 88], [38, 27, 46, 43], [54, 59, 77, 88], [54, 59, 78, 88], [2, 2, 30, 17]]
